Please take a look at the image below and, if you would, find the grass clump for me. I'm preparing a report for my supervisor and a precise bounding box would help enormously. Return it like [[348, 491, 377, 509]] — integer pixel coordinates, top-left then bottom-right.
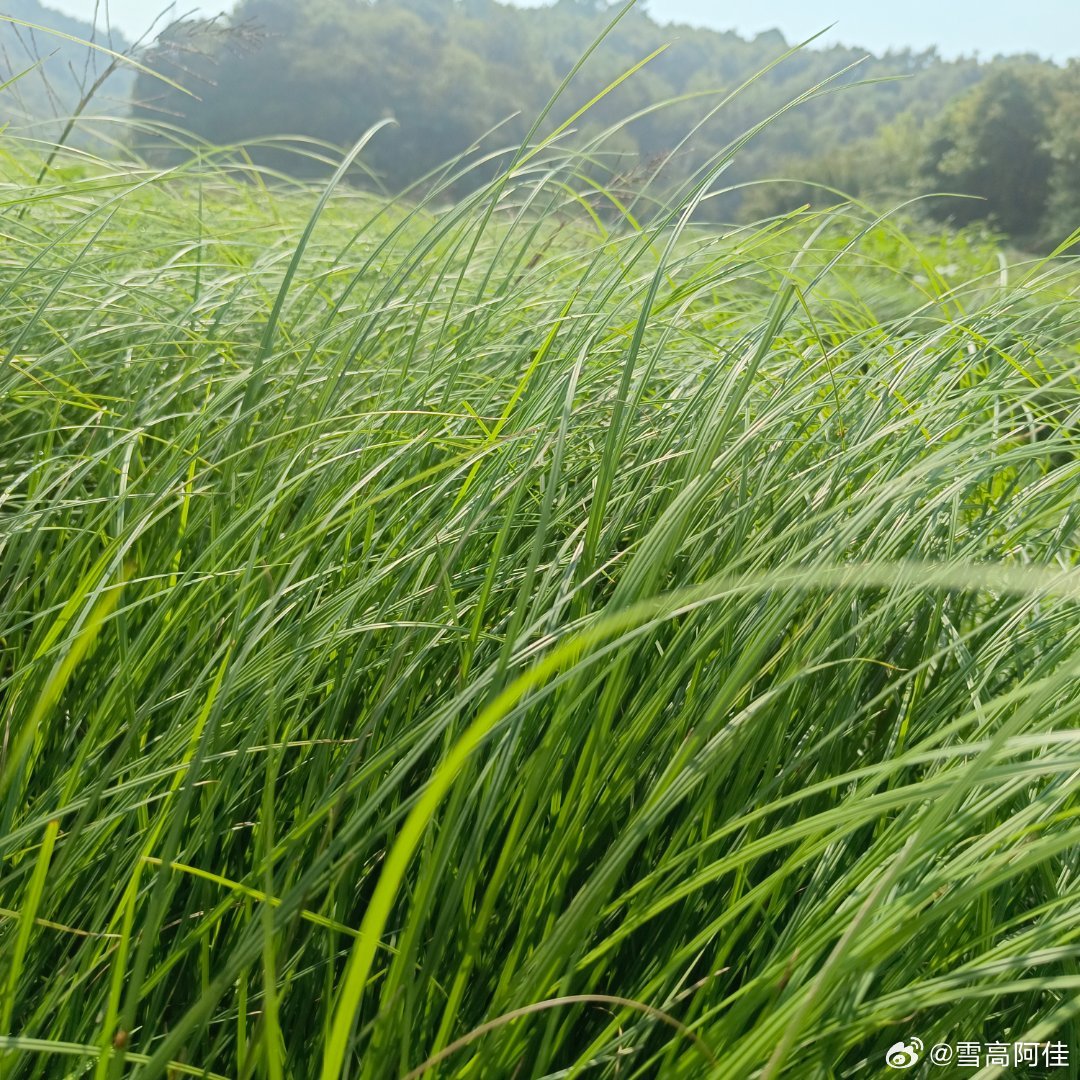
[[1, 107, 1080, 1080]]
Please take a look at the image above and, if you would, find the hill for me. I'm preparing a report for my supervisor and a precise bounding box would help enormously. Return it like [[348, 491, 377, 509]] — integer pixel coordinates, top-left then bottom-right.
[[6, 1, 1077, 249], [130, 1, 989, 193], [127, 0, 1080, 246]]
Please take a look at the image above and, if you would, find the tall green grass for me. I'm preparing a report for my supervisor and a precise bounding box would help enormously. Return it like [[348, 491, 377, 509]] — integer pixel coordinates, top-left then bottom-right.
[[2, 66, 1080, 1080]]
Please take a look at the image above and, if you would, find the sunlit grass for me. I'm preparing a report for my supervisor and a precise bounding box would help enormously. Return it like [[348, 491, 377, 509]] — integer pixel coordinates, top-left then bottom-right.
[[1, 93, 1080, 1080]]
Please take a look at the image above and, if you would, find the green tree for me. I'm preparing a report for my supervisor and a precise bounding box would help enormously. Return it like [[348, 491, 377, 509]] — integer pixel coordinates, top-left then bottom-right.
[[920, 64, 1055, 239], [126, 0, 1064, 241]]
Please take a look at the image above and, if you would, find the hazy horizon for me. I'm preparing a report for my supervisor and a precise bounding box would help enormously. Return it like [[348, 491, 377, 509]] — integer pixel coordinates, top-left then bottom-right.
[[31, 0, 1080, 62]]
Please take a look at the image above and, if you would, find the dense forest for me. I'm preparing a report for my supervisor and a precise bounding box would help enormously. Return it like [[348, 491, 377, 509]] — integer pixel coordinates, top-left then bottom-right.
[[127, 0, 1080, 247], [4, 0, 1079, 248]]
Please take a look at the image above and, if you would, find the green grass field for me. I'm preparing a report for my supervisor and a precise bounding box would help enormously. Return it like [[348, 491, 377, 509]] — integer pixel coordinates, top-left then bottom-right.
[[2, 112, 1080, 1079]]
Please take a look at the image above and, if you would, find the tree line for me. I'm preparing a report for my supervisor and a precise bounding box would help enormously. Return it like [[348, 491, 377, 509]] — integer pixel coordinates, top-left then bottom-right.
[[12, 0, 1078, 249], [746, 61, 1080, 248]]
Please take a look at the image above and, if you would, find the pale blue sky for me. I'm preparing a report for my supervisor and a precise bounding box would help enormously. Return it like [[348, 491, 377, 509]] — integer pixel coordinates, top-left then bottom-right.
[[36, 0, 1080, 61]]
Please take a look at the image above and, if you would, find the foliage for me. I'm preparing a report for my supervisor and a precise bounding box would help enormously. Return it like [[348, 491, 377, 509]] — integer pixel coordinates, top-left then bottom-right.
[[2, 77, 1080, 1079], [920, 64, 1057, 240], [15, 0, 1080, 247], [749, 60, 1080, 251], [128, 0, 995, 213]]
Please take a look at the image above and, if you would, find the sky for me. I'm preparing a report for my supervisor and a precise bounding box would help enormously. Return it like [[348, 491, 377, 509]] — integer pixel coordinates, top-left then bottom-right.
[[36, 0, 1080, 62]]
